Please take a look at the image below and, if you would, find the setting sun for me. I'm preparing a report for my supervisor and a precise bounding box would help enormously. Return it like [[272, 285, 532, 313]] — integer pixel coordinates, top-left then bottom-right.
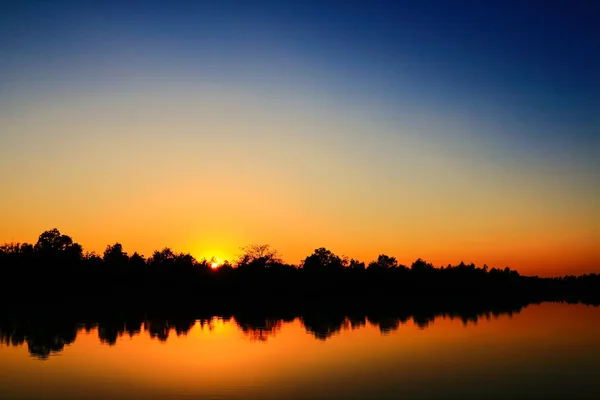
[[210, 257, 222, 269]]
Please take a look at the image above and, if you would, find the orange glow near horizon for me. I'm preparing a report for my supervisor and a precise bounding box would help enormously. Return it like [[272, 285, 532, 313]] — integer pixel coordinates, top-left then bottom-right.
[[0, 84, 598, 278], [0, 224, 599, 277]]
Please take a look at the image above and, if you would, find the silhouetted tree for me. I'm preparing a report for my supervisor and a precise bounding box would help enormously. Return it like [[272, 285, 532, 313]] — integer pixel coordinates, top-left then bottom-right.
[[368, 254, 399, 270], [34, 228, 81, 257], [302, 247, 344, 272], [411, 258, 434, 272], [236, 244, 282, 270], [103, 243, 129, 265], [348, 259, 366, 271]]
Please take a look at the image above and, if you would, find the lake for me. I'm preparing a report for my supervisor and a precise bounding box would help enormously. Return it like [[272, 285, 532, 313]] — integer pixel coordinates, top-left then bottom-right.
[[1, 302, 599, 400]]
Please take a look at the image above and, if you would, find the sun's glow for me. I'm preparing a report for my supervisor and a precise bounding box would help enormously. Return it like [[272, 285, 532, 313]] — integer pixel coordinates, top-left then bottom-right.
[[210, 257, 222, 269]]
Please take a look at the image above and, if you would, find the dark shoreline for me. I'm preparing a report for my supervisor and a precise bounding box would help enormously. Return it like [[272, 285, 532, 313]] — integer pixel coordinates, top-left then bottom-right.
[[3, 229, 599, 319]]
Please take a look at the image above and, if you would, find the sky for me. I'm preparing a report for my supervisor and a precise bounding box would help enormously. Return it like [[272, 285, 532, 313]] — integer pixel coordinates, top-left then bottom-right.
[[0, 0, 598, 276]]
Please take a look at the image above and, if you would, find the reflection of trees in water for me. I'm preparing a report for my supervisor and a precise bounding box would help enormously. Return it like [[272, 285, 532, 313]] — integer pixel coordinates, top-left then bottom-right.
[[348, 314, 367, 330], [236, 304, 528, 342], [0, 319, 77, 359], [302, 314, 348, 341], [0, 315, 214, 359], [368, 316, 402, 333], [144, 318, 196, 342], [237, 318, 284, 342], [97, 320, 144, 346], [0, 301, 585, 358]]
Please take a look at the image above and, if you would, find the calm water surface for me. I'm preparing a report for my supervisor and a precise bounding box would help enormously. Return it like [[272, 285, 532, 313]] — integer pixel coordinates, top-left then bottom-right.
[[1, 302, 599, 400]]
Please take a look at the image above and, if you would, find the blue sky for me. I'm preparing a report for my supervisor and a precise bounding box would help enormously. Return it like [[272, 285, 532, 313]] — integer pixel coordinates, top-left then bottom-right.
[[2, 0, 598, 164]]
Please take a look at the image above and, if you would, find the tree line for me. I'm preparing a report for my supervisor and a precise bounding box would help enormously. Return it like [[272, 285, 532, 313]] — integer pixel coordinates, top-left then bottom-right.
[[0, 228, 598, 304]]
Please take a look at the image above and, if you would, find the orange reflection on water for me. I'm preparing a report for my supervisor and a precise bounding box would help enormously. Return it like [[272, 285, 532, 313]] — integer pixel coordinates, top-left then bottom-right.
[[1, 303, 600, 400]]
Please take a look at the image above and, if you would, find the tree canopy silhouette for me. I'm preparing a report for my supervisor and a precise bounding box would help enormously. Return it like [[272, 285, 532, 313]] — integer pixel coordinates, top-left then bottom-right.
[[0, 228, 598, 305]]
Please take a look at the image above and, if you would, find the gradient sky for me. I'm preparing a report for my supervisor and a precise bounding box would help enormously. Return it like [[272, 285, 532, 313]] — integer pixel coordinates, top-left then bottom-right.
[[1, 0, 598, 276]]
